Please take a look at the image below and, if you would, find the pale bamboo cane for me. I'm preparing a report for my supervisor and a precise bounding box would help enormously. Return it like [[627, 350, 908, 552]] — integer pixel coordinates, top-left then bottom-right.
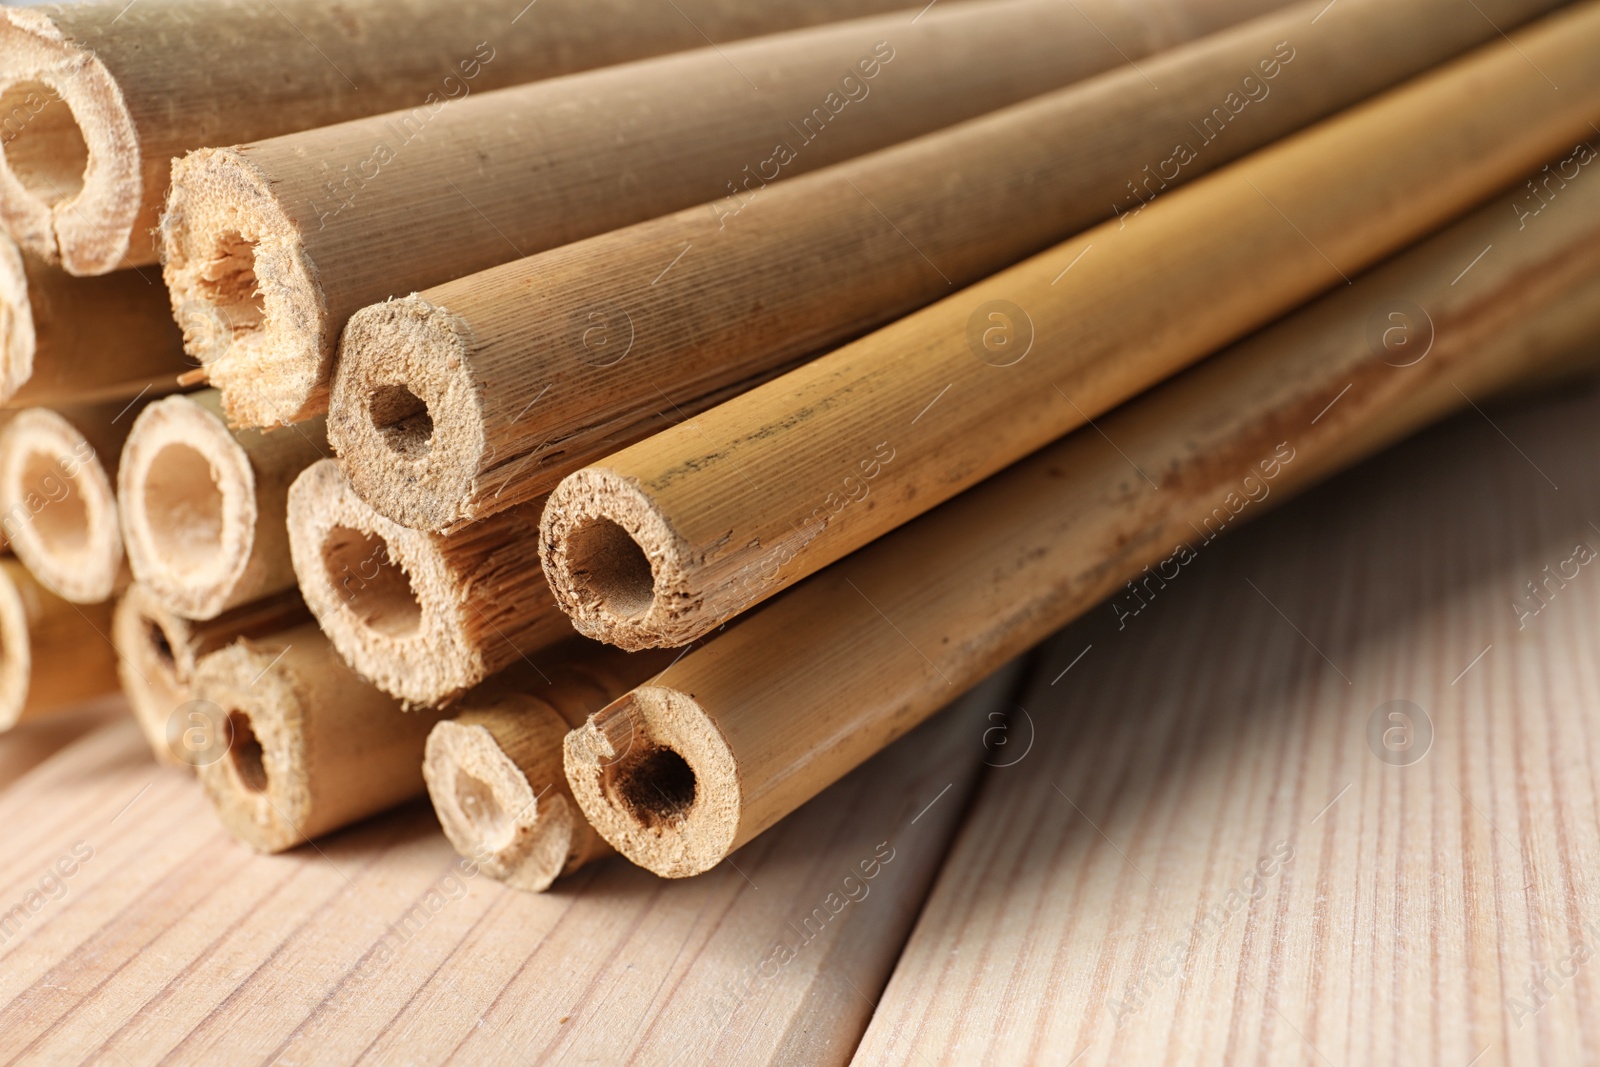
[[0, 556, 115, 730]]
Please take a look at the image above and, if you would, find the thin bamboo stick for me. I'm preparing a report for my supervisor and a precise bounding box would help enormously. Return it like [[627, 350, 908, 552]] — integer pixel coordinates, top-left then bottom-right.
[[0, 557, 116, 730], [331, 0, 1567, 533], [112, 583, 309, 765], [541, 0, 1600, 651], [286, 459, 569, 705], [423, 642, 674, 892], [159, 0, 1291, 427], [191, 622, 446, 852], [562, 148, 1600, 877], [0, 0, 930, 276], [118, 389, 326, 620]]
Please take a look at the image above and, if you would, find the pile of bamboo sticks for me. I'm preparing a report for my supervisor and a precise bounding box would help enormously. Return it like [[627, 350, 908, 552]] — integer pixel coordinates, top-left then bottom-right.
[[0, 0, 1596, 892]]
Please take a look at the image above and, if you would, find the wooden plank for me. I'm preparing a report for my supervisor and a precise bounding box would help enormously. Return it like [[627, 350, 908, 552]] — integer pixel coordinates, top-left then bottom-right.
[[854, 383, 1600, 1065]]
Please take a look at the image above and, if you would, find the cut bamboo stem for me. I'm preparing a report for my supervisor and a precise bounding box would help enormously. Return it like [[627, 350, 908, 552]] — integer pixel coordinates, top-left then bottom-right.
[[0, 557, 116, 731], [0, 0, 926, 276], [118, 389, 327, 620], [191, 622, 446, 852], [159, 0, 1290, 427], [332, 0, 1566, 533], [423, 642, 675, 892], [286, 459, 569, 705], [563, 146, 1600, 877], [0, 398, 143, 602], [112, 583, 309, 765], [541, 0, 1600, 650]]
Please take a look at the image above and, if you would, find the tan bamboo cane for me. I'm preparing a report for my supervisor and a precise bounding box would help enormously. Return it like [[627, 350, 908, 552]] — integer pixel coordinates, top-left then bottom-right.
[[331, 0, 1568, 533], [112, 584, 309, 765], [0, 556, 116, 730], [561, 147, 1600, 877], [192, 622, 448, 852], [159, 0, 1292, 427], [540, 0, 1600, 651], [118, 390, 327, 620], [423, 643, 675, 892], [286, 459, 569, 705], [0, 0, 933, 276]]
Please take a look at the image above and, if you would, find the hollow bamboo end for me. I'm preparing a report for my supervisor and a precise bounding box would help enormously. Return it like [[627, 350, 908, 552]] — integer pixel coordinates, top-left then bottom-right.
[[0, 235, 35, 402], [111, 583, 195, 766], [0, 407, 122, 602], [0, 559, 33, 731], [287, 458, 481, 704], [330, 296, 486, 531], [0, 9, 140, 275], [160, 148, 325, 427], [563, 686, 740, 878], [118, 394, 256, 620]]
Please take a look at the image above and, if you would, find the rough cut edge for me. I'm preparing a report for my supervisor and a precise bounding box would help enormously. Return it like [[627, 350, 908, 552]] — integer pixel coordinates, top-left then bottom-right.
[[118, 394, 257, 620], [0, 235, 36, 403], [0, 8, 140, 275], [330, 295, 487, 532], [0, 407, 122, 603], [160, 147, 328, 427], [0, 560, 32, 730], [111, 582, 193, 765], [191, 637, 311, 853], [563, 685, 740, 879]]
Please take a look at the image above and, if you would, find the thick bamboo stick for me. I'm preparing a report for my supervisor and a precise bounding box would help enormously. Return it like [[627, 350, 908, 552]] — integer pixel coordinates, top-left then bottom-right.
[[332, 0, 1567, 533], [112, 584, 309, 765], [423, 643, 674, 892], [541, 0, 1600, 651], [0, 556, 116, 730], [286, 459, 569, 705], [0, 0, 932, 276], [562, 148, 1600, 877], [118, 389, 326, 620], [159, 0, 1290, 427], [191, 623, 446, 852]]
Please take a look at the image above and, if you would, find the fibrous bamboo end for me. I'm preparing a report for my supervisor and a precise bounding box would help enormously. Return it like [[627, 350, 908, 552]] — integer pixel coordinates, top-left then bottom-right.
[[160, 148, 325, 426], [0, 407, 121, 602], [0, 559, 33, 731], [330, 296, 487, 531], [0, 235, 36, 402], [563, 686, 740, 878], [119, 395, 256, 620], [112, 583, 195, 766], [0, 9, 140, 275]]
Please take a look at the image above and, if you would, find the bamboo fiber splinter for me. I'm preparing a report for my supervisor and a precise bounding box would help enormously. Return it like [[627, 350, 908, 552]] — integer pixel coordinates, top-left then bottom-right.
[[0, 0, 921, 276], [0, 557, 116, 731], [563, 147, 1600, 877], [119, 390, 327, 620], [159, 0, 1288, 426], [541, 0, 1600, 650], [332, 0, 1564, 532]]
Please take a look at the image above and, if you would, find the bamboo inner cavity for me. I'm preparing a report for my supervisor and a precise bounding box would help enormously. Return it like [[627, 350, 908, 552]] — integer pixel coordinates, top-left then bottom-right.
[[563, 518, 656, 620], [367, 383, 434, 459], [0, 81, 89, 208], [141, 443, 225, 574], [226, 710, 269, 794], [318, 525, 422, 639]]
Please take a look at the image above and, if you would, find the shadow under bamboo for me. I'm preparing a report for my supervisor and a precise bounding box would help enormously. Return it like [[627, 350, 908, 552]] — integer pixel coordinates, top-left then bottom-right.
[[541, 0, 1600, 651], [159, 0, 1289, 427], [286, 459, 570, 705], [562, 147, 1600, 877], [118, 389, 327, 620], [332, 0, 1566, 533], [0, 0, 924, 276], [0, 556, 116, 730]]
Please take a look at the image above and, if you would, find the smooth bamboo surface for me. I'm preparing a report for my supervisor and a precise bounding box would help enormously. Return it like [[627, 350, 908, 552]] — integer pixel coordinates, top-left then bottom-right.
[[332, 0, 1567, 533], [286, 459, 570, 705], [540, 0, 1600, 651], [559, 148, 1600, 877], [0, 0, 930, 275], [119, 390, 327, 620], [159, 0, 1290, 426], [0, 556, 116, 730]]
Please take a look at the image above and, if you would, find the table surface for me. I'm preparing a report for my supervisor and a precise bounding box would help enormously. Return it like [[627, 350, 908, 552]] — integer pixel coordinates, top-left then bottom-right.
[[0, 383, 1596, 1066]]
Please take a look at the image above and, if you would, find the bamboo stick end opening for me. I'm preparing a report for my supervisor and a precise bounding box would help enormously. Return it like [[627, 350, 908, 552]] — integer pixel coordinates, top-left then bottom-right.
[[0, 560, 31, 731], [0, 235, 34, 403], [112, 584, 195, 766]]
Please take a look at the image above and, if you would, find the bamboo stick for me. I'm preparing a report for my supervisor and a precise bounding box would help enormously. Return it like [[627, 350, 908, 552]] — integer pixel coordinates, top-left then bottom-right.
[[0, 398, 141, 602], [423, 642, 675, 892], [332, 0, 1568, 533], [0, 0, 932, 276], [118, 389, 326, 620], [561, 147, 1600, 876], [0, 556, 116, 730], [112, 583, 309, 766], [286, 459, 569, 705], [191, 622, 446, 852], [541, 0, 1600, 651], [159, 0, 1291, 427]]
